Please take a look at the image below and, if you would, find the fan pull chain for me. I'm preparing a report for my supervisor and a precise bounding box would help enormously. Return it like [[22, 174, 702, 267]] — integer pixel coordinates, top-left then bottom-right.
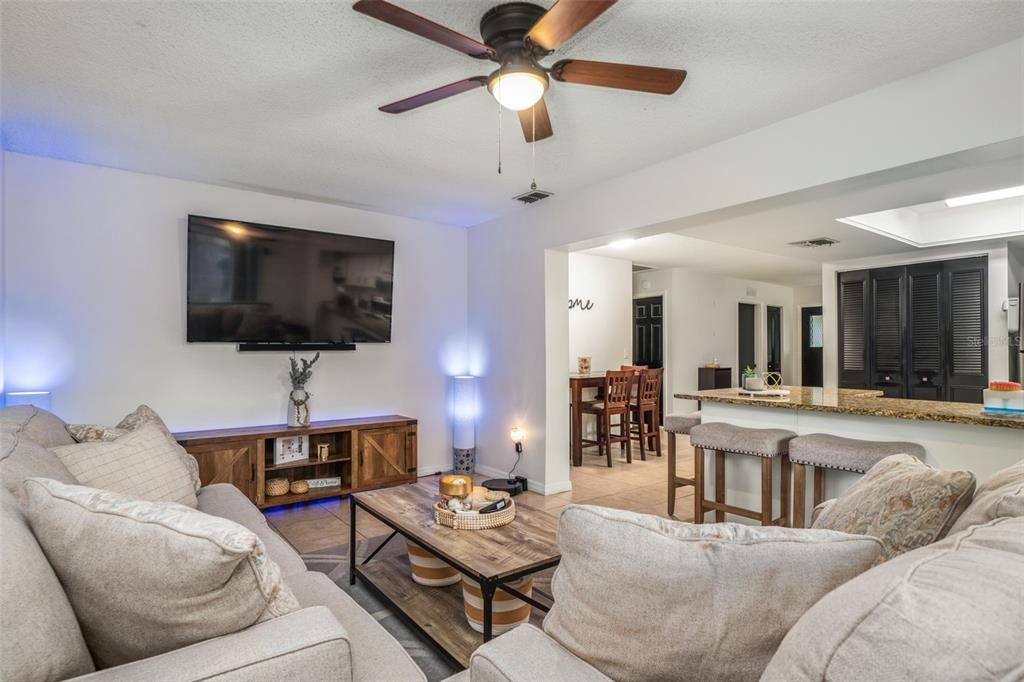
[[531, 105, 537, 188], [496, 85, 502, 175]]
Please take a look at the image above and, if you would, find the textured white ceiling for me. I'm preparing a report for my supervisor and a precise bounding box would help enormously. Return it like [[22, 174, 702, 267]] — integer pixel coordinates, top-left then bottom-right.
[[3, 1, 1023, 227]]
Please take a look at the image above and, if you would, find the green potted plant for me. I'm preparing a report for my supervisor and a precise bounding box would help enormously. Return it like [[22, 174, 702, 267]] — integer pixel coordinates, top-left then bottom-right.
[[742, 365, 764, 391]]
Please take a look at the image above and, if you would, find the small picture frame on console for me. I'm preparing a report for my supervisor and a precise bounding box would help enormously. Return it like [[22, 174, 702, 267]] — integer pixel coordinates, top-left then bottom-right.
[[274, 434, 310, 465]]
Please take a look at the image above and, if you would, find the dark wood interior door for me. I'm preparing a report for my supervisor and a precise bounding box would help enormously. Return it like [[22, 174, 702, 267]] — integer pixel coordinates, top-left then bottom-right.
[[633, 296, 664, 421], [945, 257, 988, 403], [801, 306, 824, 387], [838, 270, 869, 388], [907, 262, 944, 400], [738, 302, 756, 373], [870, 266, 907, 397]]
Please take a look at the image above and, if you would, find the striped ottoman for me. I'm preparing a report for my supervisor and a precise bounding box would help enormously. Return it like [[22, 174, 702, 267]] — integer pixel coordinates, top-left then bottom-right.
[[405, 540, 460, 587], [461, 575, 533, 635]]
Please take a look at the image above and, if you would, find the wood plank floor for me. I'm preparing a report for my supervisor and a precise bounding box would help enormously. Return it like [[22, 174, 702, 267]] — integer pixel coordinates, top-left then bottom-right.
[[267, 430, 697, 554]]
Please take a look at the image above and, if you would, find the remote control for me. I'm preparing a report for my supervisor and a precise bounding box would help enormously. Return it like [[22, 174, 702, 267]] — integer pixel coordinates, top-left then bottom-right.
[[478, 498, 508, 514]]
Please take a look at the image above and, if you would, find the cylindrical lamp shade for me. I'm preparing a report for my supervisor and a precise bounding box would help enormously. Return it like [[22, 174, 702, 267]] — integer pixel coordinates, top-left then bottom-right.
[[450, 376, 478, 473]]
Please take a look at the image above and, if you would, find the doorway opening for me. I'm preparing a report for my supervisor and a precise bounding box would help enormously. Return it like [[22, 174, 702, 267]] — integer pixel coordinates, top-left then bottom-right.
[[738, 302, 756, 373], [633, 295, 664, 423]]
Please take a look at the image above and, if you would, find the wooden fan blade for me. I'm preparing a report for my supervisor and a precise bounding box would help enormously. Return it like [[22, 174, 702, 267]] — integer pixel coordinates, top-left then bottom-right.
[[379, 77, 487, 113], [517, 98, 553, 143], [525, 0, 616, 52], [552, 59, 686, 94], [353, 0, 495, 59]]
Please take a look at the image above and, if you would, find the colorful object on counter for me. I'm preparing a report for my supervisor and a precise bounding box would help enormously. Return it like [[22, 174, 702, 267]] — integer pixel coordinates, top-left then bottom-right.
[[983, 382, 1024, 413], [988, 381, 1022, 391]]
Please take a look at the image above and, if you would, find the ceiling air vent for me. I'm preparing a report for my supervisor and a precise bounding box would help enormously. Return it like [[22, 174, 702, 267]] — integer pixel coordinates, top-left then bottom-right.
[[788, 237, 839, 248], [513, 186, 554, 204]]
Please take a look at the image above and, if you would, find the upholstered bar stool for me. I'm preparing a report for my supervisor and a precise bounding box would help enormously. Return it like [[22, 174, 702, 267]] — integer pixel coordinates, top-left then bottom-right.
[[789, 434, 925, 527], [665, 411, 701, 518], [689, 422, 796, 526]]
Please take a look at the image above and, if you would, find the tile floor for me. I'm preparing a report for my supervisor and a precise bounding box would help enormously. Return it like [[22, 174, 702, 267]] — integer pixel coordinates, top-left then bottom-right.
[[267, 429, 697, 554]]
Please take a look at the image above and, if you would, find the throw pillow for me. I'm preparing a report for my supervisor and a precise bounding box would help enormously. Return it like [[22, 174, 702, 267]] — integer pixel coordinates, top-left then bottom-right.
[[51, 423, 198, 507], [947, 459, 1024, 534], [543, 505, 882, 682], [813, 454, 975, 563], [23, 478, 299, 668], [762, 517, 1024, 681], [67, 404, 201, 492]]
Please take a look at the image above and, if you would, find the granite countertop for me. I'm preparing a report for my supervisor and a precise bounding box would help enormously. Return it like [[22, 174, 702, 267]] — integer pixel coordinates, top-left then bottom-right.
[[675, 387, 1024, 430]]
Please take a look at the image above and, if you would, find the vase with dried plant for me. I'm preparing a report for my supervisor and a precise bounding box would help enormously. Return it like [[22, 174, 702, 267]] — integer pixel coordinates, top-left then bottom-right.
[[287, 352, 320, 427]]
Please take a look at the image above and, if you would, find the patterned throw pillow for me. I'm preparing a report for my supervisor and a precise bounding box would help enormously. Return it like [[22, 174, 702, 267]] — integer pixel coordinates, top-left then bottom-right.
[[813, 454, 975, 563], [51, 424, 198, 507], [67, 405, 201, 492], [23, 478, 299, 668]]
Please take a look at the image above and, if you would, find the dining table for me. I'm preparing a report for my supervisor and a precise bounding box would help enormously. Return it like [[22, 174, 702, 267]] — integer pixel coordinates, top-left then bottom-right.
[[568, 371, 609, 466]]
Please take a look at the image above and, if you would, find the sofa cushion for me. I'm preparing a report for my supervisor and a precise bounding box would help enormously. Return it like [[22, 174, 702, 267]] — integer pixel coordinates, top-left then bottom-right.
[[0, 488, 95, 682], [51, 423, 198, 507], [23, 478, 299, 668], [948, 459, 1024, 534], [813, 454, 975, 563], [198, 483, 308, 577], [67, 404, 201, 493], [543, 505, 882, 682], [285, 570, 427, 682], [1, 405, 75, 448], [1, 426, 78, 504], [762, 517, 1024, 681]]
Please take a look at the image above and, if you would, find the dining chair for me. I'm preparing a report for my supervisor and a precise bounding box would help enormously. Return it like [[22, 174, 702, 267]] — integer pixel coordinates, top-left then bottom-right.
[[630, 367, 663, 460], [580, 369, 634, 467]]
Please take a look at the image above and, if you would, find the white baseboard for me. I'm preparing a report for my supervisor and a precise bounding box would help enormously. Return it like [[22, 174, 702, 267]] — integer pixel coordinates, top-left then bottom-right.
[[473, 464, 572, 496]]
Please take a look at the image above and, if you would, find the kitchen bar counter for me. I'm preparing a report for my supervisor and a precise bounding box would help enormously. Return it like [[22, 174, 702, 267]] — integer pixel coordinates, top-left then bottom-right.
[[672, 386, 1022, 525], [675, 387, 1024, 430]]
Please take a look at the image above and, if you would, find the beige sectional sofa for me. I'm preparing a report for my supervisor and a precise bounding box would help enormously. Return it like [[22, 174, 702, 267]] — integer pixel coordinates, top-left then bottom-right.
[[0, 406, 426, 682]]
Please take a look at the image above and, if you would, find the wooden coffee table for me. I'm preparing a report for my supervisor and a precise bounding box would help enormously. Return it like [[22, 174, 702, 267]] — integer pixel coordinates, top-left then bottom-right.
[[349, 484, 560, 667]]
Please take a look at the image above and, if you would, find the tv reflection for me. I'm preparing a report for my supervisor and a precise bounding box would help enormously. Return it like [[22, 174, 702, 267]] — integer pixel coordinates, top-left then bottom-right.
[[187, 217, 395, 344]]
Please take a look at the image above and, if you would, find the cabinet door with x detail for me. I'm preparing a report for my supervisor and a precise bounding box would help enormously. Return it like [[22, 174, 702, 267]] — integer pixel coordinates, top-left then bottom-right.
[[356, 427, 415, 488]]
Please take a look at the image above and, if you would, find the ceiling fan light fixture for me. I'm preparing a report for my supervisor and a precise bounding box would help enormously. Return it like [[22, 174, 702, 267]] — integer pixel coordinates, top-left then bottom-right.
[[488, 66, 548, 111]]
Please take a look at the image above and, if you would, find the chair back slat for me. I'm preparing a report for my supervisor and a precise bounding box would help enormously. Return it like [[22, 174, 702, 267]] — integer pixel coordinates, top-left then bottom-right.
[[638, 367, 663, 404], [603, 369, 634, 407]]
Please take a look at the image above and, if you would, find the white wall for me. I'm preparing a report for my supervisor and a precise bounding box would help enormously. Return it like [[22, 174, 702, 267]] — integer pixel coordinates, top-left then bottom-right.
[[634, 268, 800, 413], [2, 153, 468, 474], [568, 253, 632, 373], [467, 39, 1023, 493], [792, 285, 824, 385], [821, 244, 1012, 387]]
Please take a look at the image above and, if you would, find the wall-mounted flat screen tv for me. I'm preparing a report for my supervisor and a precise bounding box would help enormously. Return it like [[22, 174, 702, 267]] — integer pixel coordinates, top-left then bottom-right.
[[187, 215, 395, 344]]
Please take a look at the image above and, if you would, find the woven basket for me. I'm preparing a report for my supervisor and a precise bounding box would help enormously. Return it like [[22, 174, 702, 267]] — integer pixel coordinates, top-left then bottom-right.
[[266, 478, 290, 497], [434, 499, 515, 530], [289, 480, 310, 494]]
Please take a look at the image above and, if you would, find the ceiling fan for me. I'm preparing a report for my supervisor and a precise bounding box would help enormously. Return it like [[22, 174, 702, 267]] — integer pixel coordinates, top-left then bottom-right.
[[352, 0, 687, 143]]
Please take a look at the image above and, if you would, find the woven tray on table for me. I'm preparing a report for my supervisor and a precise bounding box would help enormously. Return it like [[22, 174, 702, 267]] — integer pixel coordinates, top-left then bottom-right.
[[433, 499, 516, 530]]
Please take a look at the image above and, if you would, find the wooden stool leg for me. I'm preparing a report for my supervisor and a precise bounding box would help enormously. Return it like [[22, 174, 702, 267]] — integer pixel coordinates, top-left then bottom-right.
[[780, 456, 791, 527], [694, 446, 705, 523], [654, 418, 662, 457], [604, 414, 612, 467], [715, 451, 725, 522], [667, 432, 677, 517], [792, 463, 807, 528], [624, 412, 632, 464], [813, 467, 826, 506], [760, 457, 773, 526], [638, 408, 647, 462]]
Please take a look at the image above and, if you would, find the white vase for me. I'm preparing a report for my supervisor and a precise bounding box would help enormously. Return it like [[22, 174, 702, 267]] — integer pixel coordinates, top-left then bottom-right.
[[288, 387, 311, 427]]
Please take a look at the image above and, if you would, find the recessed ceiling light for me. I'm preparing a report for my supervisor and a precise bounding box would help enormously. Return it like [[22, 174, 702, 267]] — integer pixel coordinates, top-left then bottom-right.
[[944, 185, 1024, 208], [608, 239, 636, 248]]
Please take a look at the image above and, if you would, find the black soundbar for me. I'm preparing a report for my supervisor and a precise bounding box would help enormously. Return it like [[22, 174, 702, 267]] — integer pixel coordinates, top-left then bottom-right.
[[237, 342, 356, 352]]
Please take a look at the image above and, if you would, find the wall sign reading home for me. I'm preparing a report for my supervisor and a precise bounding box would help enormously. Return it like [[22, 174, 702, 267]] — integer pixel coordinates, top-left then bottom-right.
[[569, 298, 595, 311]]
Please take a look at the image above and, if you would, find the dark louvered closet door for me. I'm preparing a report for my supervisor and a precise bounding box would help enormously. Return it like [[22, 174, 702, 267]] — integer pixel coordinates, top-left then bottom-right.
[[907, 263, 944, 400], [946, 257, 987, 403], [838, 270, 869, 388], [870, 267, 906, 397]]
